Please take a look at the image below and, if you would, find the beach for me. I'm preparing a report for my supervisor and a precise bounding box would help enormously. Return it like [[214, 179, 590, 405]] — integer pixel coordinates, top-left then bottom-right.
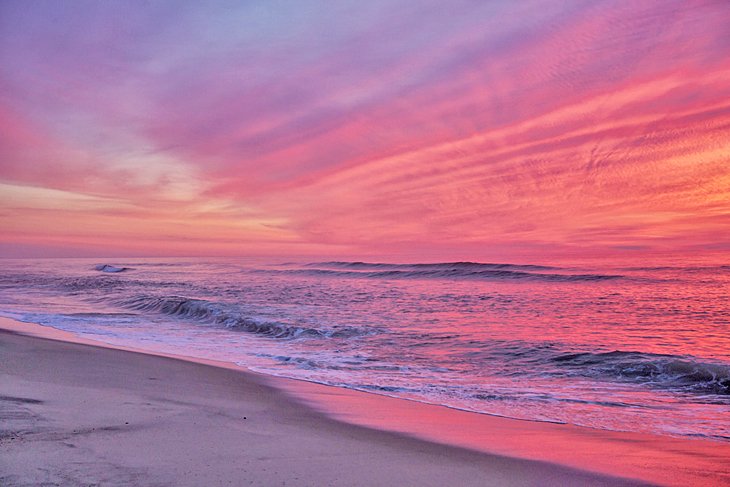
[[2, 317, 729, 486], [0, 318, 642, 487]]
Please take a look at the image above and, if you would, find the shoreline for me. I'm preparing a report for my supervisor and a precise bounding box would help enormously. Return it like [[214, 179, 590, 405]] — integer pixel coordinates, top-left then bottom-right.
[[2, 317, 729, 485]]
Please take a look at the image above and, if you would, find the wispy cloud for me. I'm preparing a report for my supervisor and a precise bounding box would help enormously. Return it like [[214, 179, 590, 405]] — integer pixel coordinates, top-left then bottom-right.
[[1, 0, 728, 258]]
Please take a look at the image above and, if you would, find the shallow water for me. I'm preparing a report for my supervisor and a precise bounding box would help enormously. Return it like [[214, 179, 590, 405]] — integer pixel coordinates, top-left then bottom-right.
[[0, 257, 728, 440]]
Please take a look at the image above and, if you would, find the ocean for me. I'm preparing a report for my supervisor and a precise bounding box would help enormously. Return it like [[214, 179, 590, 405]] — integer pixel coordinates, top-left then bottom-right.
[[1, 257, 728, 441]]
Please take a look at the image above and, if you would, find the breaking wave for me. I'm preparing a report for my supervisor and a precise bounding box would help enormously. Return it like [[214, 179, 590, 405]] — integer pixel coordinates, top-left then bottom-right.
[[113, 295, 370, 340], [552, 350, 730, 395], [94, 264, 130, 273]]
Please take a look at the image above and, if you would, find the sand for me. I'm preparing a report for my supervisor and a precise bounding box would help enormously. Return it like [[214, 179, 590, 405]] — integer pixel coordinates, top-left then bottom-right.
[[1, 317, 726, 486]]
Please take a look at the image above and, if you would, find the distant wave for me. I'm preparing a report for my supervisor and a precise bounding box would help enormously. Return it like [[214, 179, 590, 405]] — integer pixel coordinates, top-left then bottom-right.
[[552, 350, 730, 395], [114, 295, 370, 340], [310, 261, 558, 271], [94, 264, 130, 273], [286, 262, 622, 282], [621, 265, 730, 272]]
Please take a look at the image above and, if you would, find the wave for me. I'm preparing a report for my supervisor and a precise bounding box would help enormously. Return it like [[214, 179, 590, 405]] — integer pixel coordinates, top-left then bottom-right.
[[310, 261, 558, 271], [287, 265, 621, 282], [621, 265, 730, 272], [94, 264, 130, 273], [552, 350, 730, 395], [113, 295, 369, 340]]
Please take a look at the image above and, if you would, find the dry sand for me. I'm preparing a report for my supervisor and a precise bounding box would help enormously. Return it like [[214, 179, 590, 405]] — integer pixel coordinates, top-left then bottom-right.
[[0, 317, 726, 486]]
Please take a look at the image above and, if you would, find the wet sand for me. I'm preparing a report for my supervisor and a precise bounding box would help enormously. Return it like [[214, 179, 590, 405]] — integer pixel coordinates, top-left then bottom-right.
[[1, 317, 727, 486]]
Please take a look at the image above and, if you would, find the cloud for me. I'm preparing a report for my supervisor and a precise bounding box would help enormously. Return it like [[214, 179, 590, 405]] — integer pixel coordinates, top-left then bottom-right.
[[1, 0, 729, 258]]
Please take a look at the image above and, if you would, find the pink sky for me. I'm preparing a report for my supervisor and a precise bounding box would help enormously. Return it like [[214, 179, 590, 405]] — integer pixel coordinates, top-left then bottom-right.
[[1, 1, 729, 261]]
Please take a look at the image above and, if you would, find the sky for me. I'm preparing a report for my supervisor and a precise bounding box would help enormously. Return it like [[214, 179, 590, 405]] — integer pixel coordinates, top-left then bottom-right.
[[1, 0, 729, 261]]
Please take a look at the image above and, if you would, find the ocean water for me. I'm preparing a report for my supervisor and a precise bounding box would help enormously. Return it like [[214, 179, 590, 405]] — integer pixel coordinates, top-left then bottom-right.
[[1, 257, 728, 441]]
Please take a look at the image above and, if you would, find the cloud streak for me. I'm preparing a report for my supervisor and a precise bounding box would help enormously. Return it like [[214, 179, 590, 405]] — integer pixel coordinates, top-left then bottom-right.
[[1, 0, 728, 259]]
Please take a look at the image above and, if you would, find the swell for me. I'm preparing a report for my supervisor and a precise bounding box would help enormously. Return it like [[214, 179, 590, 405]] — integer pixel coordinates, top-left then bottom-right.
[[621, 265, 730, 272], [94, 264, 130, 273], [310, 261, 559, 271], [551, 350, 730, 395], [112, 295, 370, 340], [287, 266, 621, 282]]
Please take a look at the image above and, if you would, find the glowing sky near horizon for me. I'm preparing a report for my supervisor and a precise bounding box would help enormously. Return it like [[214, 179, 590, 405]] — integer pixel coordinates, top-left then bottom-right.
[[1, 0, 729, 260]]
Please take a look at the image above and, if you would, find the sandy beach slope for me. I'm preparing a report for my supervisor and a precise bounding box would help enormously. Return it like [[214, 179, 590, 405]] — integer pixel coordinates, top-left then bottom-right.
[[0, 321, 643, 487]]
